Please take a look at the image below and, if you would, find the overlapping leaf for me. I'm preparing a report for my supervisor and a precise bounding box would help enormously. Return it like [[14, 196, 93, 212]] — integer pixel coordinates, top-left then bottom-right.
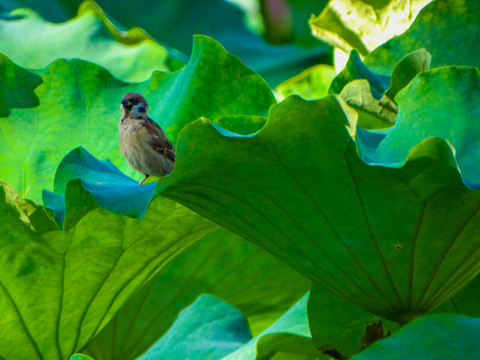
[[0, 3, 182, 83], [224, 294, 323, 360], [365, 0, 480, 75], [0, 180, 219, 359], [82, 228, 309, 360], [0, 0, 332, 86], [329, 49, 389, 97], [1, 1, 480, 358], [309, 0, 432, 55], [332, 48, 432, 131], [0, 35, 275, 203], [357, 66, 480, 189]]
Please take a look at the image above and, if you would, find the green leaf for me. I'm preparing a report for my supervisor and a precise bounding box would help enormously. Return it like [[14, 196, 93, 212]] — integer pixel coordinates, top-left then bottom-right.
[[260, 0, 329, 47], [365, 0, 480, 75], [357, 66, 480, 189], [329, 50, 390, 98], [0, 179, 218, 359], [308, 283, 400, 359], [136, 295, 252, 360], [0, 35, 275, 203], [339, 80, 396, 129], [335, 49, 432, 131], [284, 0, 330, 47], [69, 355, 94, 360], [224, 294, 325, 360], [82, 228, 309, 360], [384, 48, 431, 101], [275, 64, 336, 101], [158, 95, 480, 322], [436, 274, 480, 318], [351, 314, 480, 360], [309, 0, 432, 55], [0, 53, 42, 117], [0, 4, 182, 83], [2, 0, 331, 86]]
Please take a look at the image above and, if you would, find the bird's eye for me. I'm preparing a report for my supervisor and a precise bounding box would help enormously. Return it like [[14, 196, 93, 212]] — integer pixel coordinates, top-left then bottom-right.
[[137, 104, 146, 113]]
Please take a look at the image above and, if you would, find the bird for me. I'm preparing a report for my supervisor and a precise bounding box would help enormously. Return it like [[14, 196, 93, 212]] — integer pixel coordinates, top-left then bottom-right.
[[119, 92, 175, 185]]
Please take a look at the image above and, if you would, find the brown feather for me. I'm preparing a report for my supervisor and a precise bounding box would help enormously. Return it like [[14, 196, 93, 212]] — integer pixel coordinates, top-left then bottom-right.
[[145, 118, 176, 162]]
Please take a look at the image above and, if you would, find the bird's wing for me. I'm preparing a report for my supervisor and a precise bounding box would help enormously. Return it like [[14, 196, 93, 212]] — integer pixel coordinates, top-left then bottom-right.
[[145, 118, 176, 162]]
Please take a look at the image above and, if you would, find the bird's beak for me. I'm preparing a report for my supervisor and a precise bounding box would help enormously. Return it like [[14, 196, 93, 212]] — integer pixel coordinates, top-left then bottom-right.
[[121, 100, 128, 105]]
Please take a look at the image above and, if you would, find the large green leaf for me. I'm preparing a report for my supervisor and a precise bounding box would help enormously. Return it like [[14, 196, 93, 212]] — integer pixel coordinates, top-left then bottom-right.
[[0, 35, 275, 203], [309, 0, 432, 56], [308, 266, 480, 359], [157, 95, 480, 322], [351, 314, 480, 359], [365, 0, 480, 75], [82, 227, 309, 360], [0, 179, 218, 359], [0, 3, 182, 83]]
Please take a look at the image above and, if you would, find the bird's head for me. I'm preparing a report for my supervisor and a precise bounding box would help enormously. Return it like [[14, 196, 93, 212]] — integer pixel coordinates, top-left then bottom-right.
[[121, 92, 149, 119]]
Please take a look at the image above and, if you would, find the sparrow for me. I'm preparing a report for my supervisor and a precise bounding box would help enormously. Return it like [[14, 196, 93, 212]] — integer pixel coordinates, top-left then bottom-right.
[[119, 92, 175, 184]]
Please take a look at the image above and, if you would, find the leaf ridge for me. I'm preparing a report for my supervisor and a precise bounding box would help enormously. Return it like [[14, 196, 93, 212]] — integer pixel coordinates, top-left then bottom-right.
[[0, 278, 44, 359], [344, 144, 405, 310], [416, 205, 480, 312], [271, 143, 397, 313], [168, 184, 390, 314]]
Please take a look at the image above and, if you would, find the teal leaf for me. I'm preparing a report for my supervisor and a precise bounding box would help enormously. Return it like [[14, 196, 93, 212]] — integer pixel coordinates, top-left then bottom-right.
[[43, 147, 155, 231], [224, 294, 324, 360], [69, 355, 94, 360], [351, 315, 480, 360], [137, 295, 252, 360]]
